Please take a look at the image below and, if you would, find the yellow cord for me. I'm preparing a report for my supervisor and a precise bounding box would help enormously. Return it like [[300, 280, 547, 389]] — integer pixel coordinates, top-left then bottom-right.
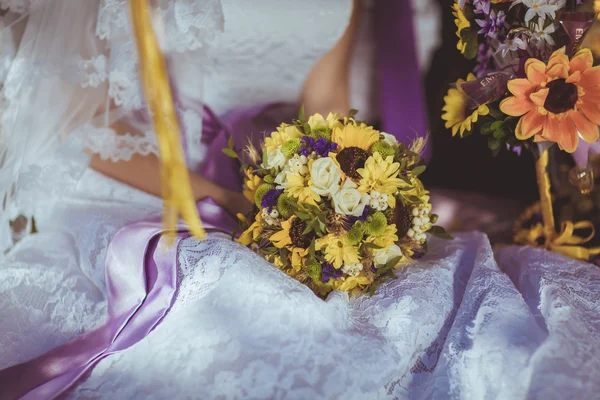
[[129, 0, 206, 241]]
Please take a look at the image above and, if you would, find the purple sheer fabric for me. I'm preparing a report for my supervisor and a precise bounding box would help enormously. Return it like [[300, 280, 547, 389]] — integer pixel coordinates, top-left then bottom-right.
[[0, 5, 427, 398]]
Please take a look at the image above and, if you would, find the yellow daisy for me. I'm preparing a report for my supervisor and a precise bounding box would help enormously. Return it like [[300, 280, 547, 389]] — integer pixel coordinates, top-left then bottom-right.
[[307, 112, 343, 131], [338, 276, 373, 292], [366, 224, 399, 249], [357, 153, 405, 208], [243, 167, 263, 204], [316, 234, 360, 269], [442, 73, 490, 137], [270, 217, 293, 248], [332, 122, 380, 151], [264, 124, 302, 155], [238, 212, 264, 246], [286, 172, 321, 206], [453, 2, 470, 54]]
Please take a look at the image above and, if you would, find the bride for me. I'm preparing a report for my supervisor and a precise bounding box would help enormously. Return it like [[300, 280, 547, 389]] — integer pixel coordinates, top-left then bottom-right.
[[1, 0, 600, 399]]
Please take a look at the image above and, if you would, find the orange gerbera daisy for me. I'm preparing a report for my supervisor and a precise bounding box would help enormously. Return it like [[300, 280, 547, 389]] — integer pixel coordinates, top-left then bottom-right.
[[499, 49, 600, 153]]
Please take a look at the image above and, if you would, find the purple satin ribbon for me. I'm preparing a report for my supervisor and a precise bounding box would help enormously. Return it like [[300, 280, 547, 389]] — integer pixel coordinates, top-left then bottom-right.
[[0, 7, 428, 397]]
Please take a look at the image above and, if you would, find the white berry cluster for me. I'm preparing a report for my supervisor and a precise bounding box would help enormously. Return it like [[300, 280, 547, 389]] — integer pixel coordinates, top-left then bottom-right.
[[407, 204, 432, 243], [287, 154, 309, 175], [368, 191, 389, 211], [261, 207, 280, 226], [342, 262, 364, 277]]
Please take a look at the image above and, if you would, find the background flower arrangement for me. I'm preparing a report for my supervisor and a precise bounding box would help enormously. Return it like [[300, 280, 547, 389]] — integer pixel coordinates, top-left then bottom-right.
[[444, 0, 600, 261], [231, 109, 449, 297]]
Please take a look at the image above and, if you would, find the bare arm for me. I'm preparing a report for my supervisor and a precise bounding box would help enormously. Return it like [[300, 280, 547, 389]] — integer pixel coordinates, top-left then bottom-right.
[[89, 120, 252, 217]]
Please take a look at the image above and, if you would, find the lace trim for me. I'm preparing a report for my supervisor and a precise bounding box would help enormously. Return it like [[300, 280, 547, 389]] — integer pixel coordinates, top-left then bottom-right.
[[81, 125, 159, 162]]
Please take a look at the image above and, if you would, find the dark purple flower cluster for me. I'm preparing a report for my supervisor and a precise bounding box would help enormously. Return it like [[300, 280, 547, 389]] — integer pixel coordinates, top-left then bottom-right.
[[348, 207, 370, 226], [299, 136, 338, 157], [321, 263, 343, 283], [474, 43, 493, 78], [261, 189, 283, 210]]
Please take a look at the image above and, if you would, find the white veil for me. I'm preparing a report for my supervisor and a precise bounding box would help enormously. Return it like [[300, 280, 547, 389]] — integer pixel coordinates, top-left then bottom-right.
[[0, 0, 224, 254]]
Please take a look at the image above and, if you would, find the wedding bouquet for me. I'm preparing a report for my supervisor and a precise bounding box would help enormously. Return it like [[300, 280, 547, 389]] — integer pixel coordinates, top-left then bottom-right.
[[233, 110, 449, 296], [443, 0, 600, 260], [444, 0, 599, 155]]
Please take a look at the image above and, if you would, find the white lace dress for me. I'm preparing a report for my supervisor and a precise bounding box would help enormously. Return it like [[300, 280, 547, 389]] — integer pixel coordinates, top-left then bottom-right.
[[1, 1, 600, 399]]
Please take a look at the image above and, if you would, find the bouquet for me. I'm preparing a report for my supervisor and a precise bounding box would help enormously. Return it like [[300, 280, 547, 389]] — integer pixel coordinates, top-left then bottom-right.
[[445, 0, 598, 155], [443, 0, 600, 260], [233, 110, 449, 296]]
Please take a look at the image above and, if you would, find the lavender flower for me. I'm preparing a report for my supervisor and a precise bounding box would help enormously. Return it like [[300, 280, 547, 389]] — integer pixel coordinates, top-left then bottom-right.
[[348, 206, 370, 225], [321, 263, 344, 283], [476, 10, 506, 39], [261, 189, 283, 210], [473, 0, 491, 15]]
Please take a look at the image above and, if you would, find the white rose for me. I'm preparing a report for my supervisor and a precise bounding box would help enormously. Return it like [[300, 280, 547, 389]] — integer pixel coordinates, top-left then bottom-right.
[[310, 157, 342, 196], [332, 179, 370, 216], [342, 263, 364, 277], [263, 147, 287, 170], [374, 245, 403, 267], [381, 132, 398, 146]]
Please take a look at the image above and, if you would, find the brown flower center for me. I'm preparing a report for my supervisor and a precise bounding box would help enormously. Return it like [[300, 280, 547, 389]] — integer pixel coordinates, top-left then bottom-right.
[[544, 79, 578, 114], [336, 147, 369, 180], [290, 218, 314, 248], [395, 205, 413, 238]]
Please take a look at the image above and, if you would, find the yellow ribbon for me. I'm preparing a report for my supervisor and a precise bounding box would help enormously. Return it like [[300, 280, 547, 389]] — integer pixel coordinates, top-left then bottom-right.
[[548, 220, 600, 260], [515, 148, 600, 261], [129, 0, 206, 242]]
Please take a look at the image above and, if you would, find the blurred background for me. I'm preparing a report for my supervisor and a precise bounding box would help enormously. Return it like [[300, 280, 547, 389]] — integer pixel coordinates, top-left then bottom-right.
[[411, 0, 538, 242]]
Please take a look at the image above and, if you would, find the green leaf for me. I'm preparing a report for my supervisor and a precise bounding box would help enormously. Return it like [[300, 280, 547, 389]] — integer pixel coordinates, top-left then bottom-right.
[[490, 120, 503, 131], [228, 135, 235, 150], [407, 195, 423, 204], [262, 247, 278, 255], [309, 239, 316, 258], [222, 148, 239, 159], [298, 104, 306, 122], [363, 242, 383, 250], [430, 214, 439, 224], [488, 137, 501, 150], [303, 122, 311, 134], [493, 128, 506, 140], [480, 122, 493, 136], [384, 256, 403, 270], [318, 220, 326, 233], [349, 109, 359, 117], [429, 225, 453, 240], [460, 28, 479, 60], [411, 165, 426, 176], [296, 211, 310, 220]]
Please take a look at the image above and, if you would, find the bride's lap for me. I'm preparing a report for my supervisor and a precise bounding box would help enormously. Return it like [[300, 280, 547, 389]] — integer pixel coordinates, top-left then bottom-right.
[[0, 232, 106, 369]]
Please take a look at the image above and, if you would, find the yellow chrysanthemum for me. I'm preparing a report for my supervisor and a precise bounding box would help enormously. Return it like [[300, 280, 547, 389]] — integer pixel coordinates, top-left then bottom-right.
[[332, 123, 380, 151], [238, 212, 264, 246], [357, 153, 405, 208], [264, 124, 302, 154], [338, 275, 373, 292], [285, 172, 321, 206], [270, 217, 293, 248], [243, 167, 263, 204], [316, 234, 360, 269], [453, 2, 470, 54], [366, 224, 399, 249], [442, 73, 490, 137], [307, 112, 343, 131]]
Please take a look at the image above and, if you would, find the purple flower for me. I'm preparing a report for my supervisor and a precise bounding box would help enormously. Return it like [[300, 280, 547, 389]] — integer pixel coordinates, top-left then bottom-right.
[[299, 136, 338, 158], [476, 10, 505, 39], [321, 263, 343, 283], [261, 189, 283, 210], [348, 206, 370, 226], [473, 0, 490, 15], [474, 43, 493, 77]]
